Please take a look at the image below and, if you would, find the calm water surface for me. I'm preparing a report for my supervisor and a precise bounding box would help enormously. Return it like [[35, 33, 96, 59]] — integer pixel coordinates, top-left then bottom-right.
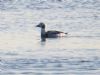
[[0, 4, 100, 75]]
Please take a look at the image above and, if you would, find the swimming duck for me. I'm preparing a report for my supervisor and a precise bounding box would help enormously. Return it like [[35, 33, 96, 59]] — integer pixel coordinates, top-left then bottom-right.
[[36, 22, 68, 38]]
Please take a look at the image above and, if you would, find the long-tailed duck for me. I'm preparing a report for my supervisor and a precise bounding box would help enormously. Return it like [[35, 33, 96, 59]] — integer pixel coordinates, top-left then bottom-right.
[[36, 22, 68, 38]]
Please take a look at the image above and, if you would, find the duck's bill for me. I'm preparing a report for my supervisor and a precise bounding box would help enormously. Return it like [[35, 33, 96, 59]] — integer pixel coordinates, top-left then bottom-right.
[[36, 25, 40, 27]]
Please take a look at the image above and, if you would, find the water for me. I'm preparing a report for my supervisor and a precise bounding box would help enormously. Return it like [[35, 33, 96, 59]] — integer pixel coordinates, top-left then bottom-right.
[[0, 0, 100, 75]]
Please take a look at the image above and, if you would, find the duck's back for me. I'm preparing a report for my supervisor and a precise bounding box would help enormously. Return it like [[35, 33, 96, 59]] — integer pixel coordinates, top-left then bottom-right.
[[46, 31, 66, 38]]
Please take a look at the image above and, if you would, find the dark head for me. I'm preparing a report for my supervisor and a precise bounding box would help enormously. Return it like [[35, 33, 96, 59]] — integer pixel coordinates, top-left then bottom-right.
[[36, 22, 45, 29]]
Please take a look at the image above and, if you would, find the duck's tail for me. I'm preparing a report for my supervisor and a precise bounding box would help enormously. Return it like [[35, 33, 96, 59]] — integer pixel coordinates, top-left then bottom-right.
[[65, 33, 68, 34]]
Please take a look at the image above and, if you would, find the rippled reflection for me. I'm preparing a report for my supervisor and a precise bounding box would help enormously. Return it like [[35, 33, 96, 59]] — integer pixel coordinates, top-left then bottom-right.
[[0, 1, 100, 74]]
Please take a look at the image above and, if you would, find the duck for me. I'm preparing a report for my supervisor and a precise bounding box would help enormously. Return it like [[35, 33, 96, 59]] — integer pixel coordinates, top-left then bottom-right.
[[36, 22, 68, 38]]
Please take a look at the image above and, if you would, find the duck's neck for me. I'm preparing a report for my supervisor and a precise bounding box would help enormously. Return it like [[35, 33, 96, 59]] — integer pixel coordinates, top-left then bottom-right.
[[41, 28, 46, 37]]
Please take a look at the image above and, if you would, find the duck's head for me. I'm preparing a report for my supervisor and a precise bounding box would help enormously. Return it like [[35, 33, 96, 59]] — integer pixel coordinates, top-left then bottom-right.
[[36, 22, 45, 28]]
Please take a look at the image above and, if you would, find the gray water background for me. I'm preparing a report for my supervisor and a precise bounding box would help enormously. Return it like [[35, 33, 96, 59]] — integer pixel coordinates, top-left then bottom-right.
[[0, 0, 100, 75]]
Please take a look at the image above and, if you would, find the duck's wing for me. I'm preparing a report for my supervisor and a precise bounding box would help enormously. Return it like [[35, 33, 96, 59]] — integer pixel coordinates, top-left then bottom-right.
[[46, 31, 63, 34], [45, 31, 68, 37]]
